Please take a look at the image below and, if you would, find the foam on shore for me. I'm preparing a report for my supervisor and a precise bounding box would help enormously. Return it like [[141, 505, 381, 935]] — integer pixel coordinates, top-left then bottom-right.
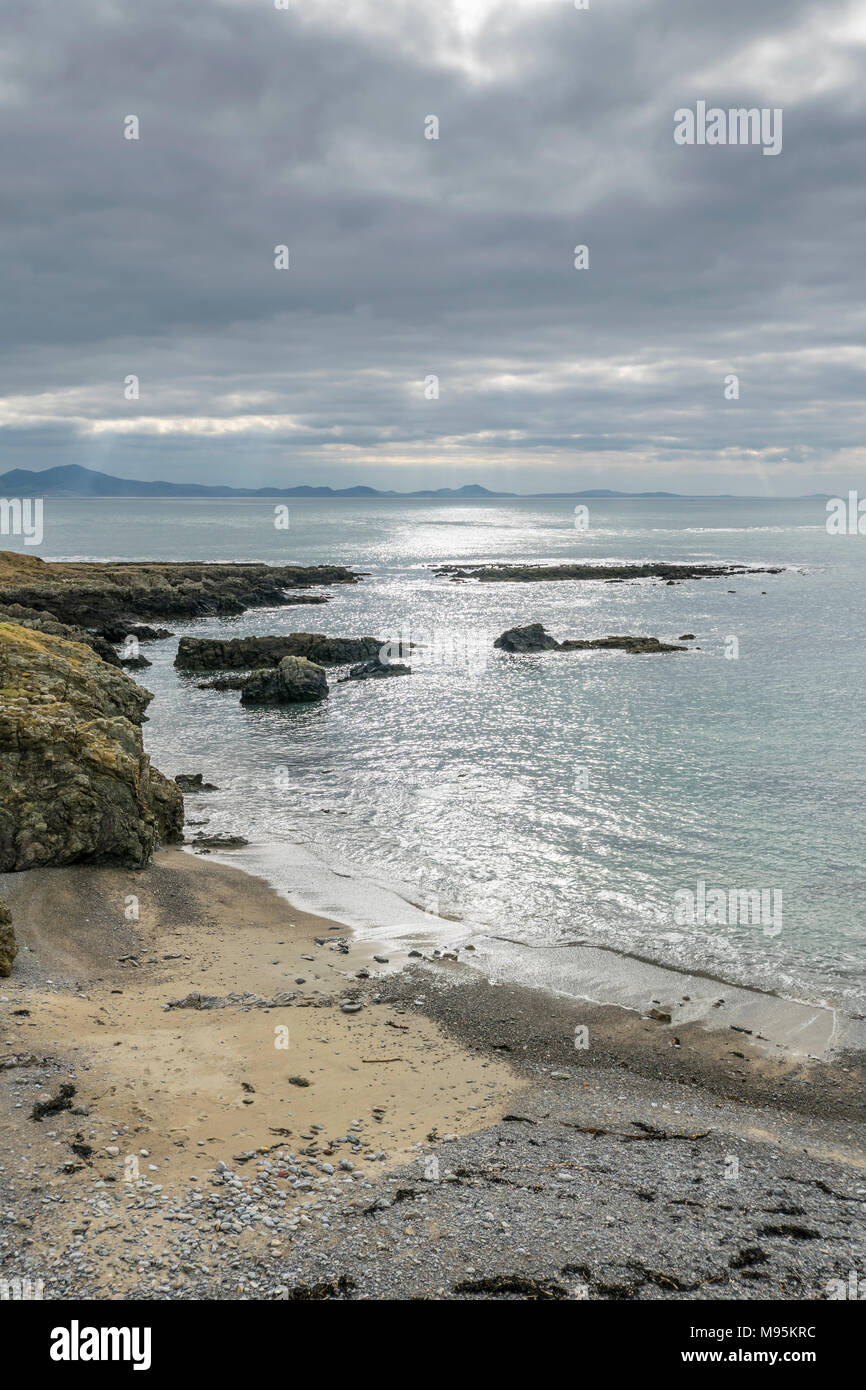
[[194, 842, 866, 1062]]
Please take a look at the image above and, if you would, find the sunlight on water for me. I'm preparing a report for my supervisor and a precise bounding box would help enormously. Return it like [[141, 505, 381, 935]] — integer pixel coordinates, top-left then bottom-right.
[[18, 495, 866, 1010]]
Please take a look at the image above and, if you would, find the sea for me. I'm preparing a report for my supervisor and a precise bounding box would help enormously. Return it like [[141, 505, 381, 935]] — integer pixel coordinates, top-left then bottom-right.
[[7, 495, 866, 1016]]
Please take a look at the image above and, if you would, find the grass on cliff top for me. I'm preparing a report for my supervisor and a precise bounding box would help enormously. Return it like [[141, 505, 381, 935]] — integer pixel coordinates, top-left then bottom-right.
[[0, 550, 47, 578], [0, 619, 97, 668]]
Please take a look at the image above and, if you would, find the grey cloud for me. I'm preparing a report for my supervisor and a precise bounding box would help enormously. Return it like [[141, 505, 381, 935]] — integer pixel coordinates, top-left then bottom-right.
[[0, 0, 863, 493]]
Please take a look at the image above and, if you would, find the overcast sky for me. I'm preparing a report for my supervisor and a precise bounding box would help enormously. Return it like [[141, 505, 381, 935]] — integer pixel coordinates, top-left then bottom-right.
[[1, 0, 864, 494]]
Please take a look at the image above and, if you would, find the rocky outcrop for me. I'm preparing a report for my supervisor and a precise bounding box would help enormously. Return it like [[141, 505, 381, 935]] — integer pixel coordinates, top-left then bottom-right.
[[558, 636, 688, 653], [493, 623, 560, 653], [196, 676, 250, 691], [0, 602, 121, 667], [176, 633, 382, 670], [94, 623, 174, 644], [436, 562, 782, 584], [0, 898, 16, 977], [0, 552, 359, 628], [341, 656, 412, 681], [494, 624, 690, 654], [0, 622, 183, 870], [189, 833, 249, 848], [174, 773, 219, 793], [240, 656, 329, 705]]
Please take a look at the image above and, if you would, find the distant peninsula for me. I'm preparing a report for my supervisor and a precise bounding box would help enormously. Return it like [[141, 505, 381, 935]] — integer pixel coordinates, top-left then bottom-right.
[[0, 463, 826, 501]]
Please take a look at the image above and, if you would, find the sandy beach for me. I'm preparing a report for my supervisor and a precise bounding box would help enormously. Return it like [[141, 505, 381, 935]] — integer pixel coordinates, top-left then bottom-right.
[[1, 848, 864, 1301]]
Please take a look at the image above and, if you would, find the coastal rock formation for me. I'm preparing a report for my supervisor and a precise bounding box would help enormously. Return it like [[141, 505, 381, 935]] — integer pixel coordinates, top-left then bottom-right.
[[341, 656, 412, 680], [0, 552, 359, 628], [174, 773, 220, 792], [435, 562, 782, 584], [176, 633, 382, 670], [494, 624, 689, 654], [0, 898, 16, 977], [558, 635, 688, 653], [94, 623, 174, 643], [0, 622, 183, 870], [493, 623, 560, 653], [197, 676, 250, 691], [240, 656, 329, 705], [190, 833, 249, 848], [0, 602, 121, 668]]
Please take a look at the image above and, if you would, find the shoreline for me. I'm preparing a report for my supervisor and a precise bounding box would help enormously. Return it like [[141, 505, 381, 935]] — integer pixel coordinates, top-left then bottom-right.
[[190, 839, 866, 1063], [1, 849, 864, 1299]]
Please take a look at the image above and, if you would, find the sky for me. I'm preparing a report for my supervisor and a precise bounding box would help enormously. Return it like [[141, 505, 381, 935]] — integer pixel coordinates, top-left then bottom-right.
[[0, 0, 864, 495]]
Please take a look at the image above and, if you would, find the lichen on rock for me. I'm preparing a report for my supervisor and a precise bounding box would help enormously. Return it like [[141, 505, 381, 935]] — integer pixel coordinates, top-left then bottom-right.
[[0, 897, 16, 977], [0, 621, 183, 871]]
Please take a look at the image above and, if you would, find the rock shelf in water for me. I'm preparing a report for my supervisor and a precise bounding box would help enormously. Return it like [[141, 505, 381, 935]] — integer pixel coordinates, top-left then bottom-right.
[[494, 623, 690, 654], [0, 552, 359, 627], [176, 633, 383, 670], [435, 561, 783, 584]]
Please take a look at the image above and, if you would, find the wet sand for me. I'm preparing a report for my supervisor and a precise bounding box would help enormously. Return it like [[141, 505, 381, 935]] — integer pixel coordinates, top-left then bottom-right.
[[0, 848, 864, 1300]]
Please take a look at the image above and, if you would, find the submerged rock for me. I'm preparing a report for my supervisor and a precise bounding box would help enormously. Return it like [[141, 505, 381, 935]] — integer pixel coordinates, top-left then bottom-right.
[[0, 622, 183, 870], [341, 656, 412, 681], [174, 773, 220, 792], [240, 656, 329, 705], [494, 624, 689, 655], [435, 562, 783, 584], [558, 635, 688, 653], [190, 833, 249, 848], [176, 633, 382, 670], [0, 898, 16, 977], [197, 675, 250, 691]]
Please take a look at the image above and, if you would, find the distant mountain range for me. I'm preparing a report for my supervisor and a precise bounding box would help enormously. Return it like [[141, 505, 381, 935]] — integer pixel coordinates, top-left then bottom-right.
[[0, 463, 825, 500]]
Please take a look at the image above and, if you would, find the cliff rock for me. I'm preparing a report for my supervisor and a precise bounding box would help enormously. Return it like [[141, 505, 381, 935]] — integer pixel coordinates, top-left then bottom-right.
[[0, 622, 183, 870]]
